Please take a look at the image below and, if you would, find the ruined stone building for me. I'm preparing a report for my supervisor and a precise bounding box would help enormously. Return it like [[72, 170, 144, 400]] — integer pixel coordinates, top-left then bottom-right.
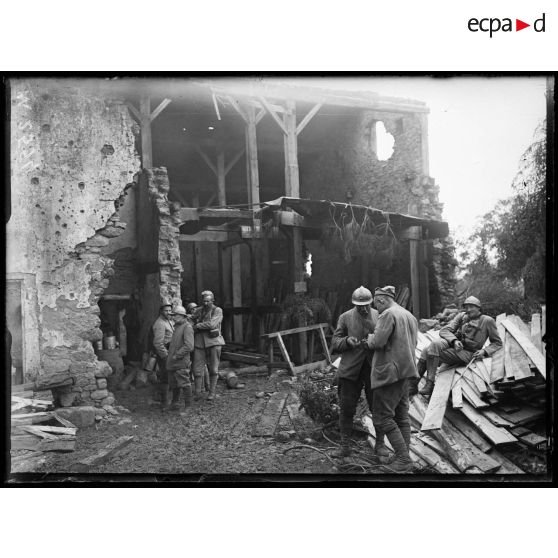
[[6, 77, 456, 406]]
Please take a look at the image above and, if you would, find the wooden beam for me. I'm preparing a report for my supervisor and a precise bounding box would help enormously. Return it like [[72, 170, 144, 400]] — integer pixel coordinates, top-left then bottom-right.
[[226, 95, 248, 123], [139, 95, 152, 168], [126, 102, 141, 122], [76, 436, 134, 472], [179, 231, 231, 242], [459, 402, 518, 446], [296, 101, 323, 135], [530, 313, 542, 353], [419, 240, 430, 318], [262, 323, 330, 338], [283, 99, 300, 198], [258, 96, 288, 134], [502, 318, 546, 379], [245, 105, 260, 206], [255, 107, 266, 125], [224, 147, 245, 176], [194, 145, 218, 176], [217, 150, 226, 205], [232, 244, 243, 342], [150, 98, 172, 122], [409, 231, 421, 319]]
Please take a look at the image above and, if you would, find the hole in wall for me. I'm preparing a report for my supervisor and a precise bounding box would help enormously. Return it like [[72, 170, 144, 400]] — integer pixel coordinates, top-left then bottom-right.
[[78, 182, 85, 190], [101, 144, 115, 156], [375, 121, 395, 161], [42, 124, 51, 133], [31, 177, 39, 185]]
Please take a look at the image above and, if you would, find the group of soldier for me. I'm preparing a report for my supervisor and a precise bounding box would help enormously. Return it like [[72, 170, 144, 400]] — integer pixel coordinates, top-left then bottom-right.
[[146, 282, 502, 473], [332, 285, 502, 472], [150, 290, 225, 416]]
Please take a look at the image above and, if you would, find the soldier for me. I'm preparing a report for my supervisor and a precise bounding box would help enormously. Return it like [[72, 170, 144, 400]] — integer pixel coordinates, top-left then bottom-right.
[[331, 286, 379, 457], [413, 296, 502, 398], [149, 303, 174, 410], [192, 290, 225, 401], [365, 286, 418, 473], [166, 305, 195, 415]]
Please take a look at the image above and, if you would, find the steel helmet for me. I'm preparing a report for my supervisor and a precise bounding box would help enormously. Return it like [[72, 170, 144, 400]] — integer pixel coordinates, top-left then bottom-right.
[[186, 302, 198, 313], [463, 296, 481, 308], [351, 286, 373, 306], [172, 305, 188, 316], [201, 290, 214, 301]]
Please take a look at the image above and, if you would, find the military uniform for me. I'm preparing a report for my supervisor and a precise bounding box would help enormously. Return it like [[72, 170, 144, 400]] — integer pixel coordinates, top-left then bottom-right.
[[332, 306, 379, 444]]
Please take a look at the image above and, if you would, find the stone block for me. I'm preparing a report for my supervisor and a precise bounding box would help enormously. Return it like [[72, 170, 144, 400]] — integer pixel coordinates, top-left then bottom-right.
[[95, 361, 113, 378], [55, 406, 97, 428], [96, 378, 107, 389], [90, 389, 109, 400], [99, 226, 125, 238], [86, 234, 109, 247], [69, 362, 87, 375], [101, 396, 115, 407]]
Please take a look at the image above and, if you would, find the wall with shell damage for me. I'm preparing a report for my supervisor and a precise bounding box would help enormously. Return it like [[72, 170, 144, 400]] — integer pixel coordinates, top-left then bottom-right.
[[300, 108, 456, 313], [7, 78, 140, 406]]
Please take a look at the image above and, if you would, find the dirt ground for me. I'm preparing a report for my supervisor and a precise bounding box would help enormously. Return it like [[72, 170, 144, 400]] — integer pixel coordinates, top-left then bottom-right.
[[19, 371, 348, 477]]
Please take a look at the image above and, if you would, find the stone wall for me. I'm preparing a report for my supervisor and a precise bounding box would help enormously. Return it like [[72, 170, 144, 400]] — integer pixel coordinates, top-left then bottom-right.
[[300, 107, 456, 313], [7, 78, 140, 406]]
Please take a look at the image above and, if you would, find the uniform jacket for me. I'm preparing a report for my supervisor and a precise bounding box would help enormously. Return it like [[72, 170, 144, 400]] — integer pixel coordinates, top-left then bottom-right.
[[194, 305, 225, 349], [166, 318, 195, 371], [439, 312, 502, 356], [151, 316, 174, 358], [331, 307, 379, 380], [366, 303, 418, 389]]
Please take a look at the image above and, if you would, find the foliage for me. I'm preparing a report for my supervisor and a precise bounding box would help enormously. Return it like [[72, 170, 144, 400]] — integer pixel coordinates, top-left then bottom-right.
[[297, 377, 339, 424], [457, 120, 546, 316]]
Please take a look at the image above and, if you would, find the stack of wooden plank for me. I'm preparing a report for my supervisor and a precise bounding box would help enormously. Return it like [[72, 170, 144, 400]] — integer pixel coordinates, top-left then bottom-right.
[[11, 393, 78, 463], [403, 313, 547, 474]]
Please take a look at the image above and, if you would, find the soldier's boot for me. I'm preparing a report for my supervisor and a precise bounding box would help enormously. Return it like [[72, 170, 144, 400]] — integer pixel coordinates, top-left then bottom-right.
[[169, 388, 182, 411], [179, 385, 193, 416], [160, 384, 171, 412], [386, 428, 414, 474], [419, 358, 438, 399], [193, 376, 203, 401], [332, 414, 353, 457], [206, 375, 219, 401], [374, 430, 390, 461], [409, 359, 427, 397]]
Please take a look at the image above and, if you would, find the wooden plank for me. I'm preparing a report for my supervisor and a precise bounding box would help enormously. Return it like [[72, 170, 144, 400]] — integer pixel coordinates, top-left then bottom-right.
[[502, 318, 546, 379], [409, 234, 421, 319], [12, 395, 52, 406], [409, 437, 459, 474], [459, 402, 518, 446], [53, 412, 77, 429], [262, 323, 330, 338], [11, 412, 53, 425], [451, 381, 463, 408], [458, 369, 489, 408], [24, 424, 77, 437], [252, 392, 288, 437], [504, 330, 533, 381], [76, 436, 134, 471], [275, 334, 296, 376], [286, 393, 315, 439], [421, 367, 456, 431], [490, 315, 507, 383], [487, 450, 526, 474], [317, 325, 332, 364], [496, 406, 544, 426], [481, 409, 515, 428], [444, 408, 492, 452], [292, 360, 327, 375], [19, 426, 59, 440], [470, 362, 489, 394], [530, 313, 543, 353], [149, 98, 171, 122], [519, 433, 546, 449], [221, 351, 265, 366], [541, 304, 546, 357], [245, 104, 260, 205]]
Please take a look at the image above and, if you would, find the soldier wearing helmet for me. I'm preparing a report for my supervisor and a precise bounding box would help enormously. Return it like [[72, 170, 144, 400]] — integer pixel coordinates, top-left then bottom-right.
[[192, 290, 225, 401], [165, 305, 195, 414], [413, 295, 502, 399], [331, 286, 379, 457]]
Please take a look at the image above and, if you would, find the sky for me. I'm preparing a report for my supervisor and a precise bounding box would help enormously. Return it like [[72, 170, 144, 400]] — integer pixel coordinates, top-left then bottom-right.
[[293, 76, 548, 242]]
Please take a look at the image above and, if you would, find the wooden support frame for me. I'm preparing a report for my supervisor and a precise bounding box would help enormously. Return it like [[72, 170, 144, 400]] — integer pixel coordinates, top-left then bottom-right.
[[126, 95, 171, 169], [296, 102, 323, 135], [262, 323, 332, 376]]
